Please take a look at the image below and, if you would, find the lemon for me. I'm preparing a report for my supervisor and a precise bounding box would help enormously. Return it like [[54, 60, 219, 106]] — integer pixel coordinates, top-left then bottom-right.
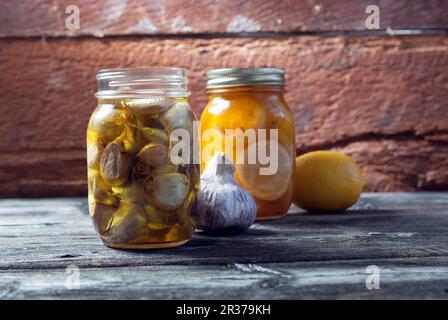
[[271, 116, 295, 148], [235, 141, 293, 201], [203, 96, 270, 131], [293, 151, 364, 212]]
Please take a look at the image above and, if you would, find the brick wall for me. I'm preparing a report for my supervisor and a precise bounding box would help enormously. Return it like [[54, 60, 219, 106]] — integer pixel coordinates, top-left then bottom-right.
[[0, 0, 447, 197]]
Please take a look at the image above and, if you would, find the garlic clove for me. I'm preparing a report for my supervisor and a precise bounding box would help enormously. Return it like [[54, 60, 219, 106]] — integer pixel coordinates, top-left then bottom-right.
[[117, 128, 144, 156], [91, 203, 116, 235], [100, 142, 131, 186], [88, 170, 117, 207], [92, 181, 118, 207], [87, 142, 103, 169], [143, 205, 171, 240], [103, 202, 148, 244], [139, 127, 169, 147], [89, 104, 125, 142], [143, 204, 164, 224], [144, 202, 179, 226], [161, 102, 193, 132], [112, 182, 146, 205], [197, 152, 257, 233], [122, 97, 175, 117], [149, 163, 179, 175], [137, 143, 169, 168], [147, 223, 171, 241], [145, 173, 189, 210]]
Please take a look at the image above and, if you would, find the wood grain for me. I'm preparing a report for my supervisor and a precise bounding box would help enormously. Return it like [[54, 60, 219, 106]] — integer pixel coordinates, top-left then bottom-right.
[[1, 0, 447, 37], [1, 193, 448, 299], [0, 35, 447, 196], [2, 258, 448, 299]]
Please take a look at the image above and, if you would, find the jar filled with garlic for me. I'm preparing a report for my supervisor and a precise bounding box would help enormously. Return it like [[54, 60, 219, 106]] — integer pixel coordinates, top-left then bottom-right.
[[87, 68, 199, 249]]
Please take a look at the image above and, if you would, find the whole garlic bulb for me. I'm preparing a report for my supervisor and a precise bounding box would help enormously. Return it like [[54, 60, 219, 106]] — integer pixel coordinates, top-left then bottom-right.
[[197, 152, 257, 232]]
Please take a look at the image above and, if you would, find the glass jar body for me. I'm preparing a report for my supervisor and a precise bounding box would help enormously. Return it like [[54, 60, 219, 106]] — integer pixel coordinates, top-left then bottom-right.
[[87, 96, 199, 249], [200, 86, 296, 220]]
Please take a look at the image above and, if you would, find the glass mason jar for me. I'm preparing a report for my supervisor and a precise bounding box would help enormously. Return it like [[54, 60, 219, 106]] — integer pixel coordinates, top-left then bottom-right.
[[87, 68, 199, 249], [201, 68, 296, 220]]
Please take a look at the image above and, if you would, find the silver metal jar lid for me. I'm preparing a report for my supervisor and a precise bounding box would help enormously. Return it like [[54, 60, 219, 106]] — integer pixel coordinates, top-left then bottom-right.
[[95, 67, 190, 98], [206, 68, 285, 89]]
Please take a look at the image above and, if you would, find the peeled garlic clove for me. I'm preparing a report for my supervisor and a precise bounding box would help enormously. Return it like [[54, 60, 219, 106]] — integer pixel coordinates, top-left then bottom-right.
[[146, 173, 189, 210], [145, 210, 171, 242], [114, 128, 140, 156], [91, 203, 116, 235], [100, 142, 131, 186], [89, 104, 125, 142], [161, 102, 193, 132], [112, 182, 145, 204], [123, 97, 175, 117], [149, 163, 178, 175], [144, 204, 178, 228], [103, 203, 148, 244], [147, 223, 170, 241], [139, 127, 169, 147], [197, 152, 256, 232], [137, 143, 168, 168], [87, 142, 103, 169], [144, 204, 164, 225], [88, 170, 117, 206], [93, 179, 117, 206]]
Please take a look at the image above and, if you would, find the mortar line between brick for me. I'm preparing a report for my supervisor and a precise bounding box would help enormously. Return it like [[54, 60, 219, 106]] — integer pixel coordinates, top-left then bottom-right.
[[0, 29, 447, 41]]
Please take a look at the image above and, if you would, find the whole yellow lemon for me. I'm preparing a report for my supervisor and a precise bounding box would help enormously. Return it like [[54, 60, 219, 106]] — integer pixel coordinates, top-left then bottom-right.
[[293, 151, 364, 212]]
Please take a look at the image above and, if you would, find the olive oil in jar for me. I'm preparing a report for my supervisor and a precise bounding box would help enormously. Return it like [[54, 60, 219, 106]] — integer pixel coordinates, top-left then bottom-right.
[[87, 68, 199, 249]]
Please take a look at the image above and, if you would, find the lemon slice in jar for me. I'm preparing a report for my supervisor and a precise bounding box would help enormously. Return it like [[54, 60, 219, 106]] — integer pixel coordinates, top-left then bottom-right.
[[235, 140, 293, 201], [203, 97, 271, 131]]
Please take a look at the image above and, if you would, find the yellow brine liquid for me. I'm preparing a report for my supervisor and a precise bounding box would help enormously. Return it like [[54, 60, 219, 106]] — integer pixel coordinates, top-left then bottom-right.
[[88, 68, 198, 249]]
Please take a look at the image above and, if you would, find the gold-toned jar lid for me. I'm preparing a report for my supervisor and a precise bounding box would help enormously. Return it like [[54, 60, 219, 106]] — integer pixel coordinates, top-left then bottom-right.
[[206, 68, 285, 89]]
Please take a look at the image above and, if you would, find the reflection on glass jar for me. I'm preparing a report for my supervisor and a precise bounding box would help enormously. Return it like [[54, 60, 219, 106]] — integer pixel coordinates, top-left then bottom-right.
[[87, 68, 199, 249], [201, 68, 296, 220]]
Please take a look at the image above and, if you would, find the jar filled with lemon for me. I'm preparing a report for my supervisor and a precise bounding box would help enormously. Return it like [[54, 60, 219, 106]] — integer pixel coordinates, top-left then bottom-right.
[[200, 68, 296, 220]]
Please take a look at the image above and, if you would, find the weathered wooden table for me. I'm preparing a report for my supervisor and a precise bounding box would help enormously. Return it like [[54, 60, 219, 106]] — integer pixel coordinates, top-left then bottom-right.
[[1, 193, 448, 299]]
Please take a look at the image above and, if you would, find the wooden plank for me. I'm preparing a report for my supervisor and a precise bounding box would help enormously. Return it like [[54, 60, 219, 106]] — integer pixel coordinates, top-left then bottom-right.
[[1, 0, 447, 38], [0, 35, 447, 196], [1, 257, 448, 299], [351, 192, 448, 210], [0, 193, 448, 271], [0, 193, 448, 299]]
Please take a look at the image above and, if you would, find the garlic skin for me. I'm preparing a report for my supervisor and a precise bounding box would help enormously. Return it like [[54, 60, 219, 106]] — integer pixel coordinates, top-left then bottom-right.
[[197, 152, 256, 232]]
